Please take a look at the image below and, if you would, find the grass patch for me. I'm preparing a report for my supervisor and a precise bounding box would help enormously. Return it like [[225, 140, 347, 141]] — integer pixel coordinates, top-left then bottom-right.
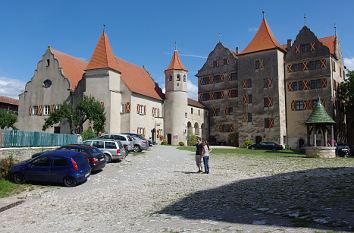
[[177, 146, 305, 157], [0, 179, 28, 198]]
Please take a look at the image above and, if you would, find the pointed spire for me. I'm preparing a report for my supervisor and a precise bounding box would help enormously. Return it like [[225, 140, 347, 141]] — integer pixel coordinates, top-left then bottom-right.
[[304, 14, 307, 26], [86, 31, 120, 72], [334, 23, 337, 36], [241, 17, 282, 54], [306, 97, 335, 124], [165, 49, 187, 72]]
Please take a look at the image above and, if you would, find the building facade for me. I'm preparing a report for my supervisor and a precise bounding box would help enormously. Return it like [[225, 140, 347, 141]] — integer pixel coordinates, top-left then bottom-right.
[[197, 17, 345, 148], [0, 96, 18, 112], [17, 32, 207, 145]]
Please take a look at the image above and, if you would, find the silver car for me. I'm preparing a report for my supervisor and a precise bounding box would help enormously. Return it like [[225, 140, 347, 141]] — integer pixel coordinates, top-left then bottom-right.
[[83, 139, 126, 162], [129, 135, 149, 152], [100, 134, 134, 152]]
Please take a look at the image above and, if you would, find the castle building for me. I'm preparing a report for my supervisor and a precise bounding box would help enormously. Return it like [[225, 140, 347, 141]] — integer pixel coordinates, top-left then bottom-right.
[[16, 31, 207, 145], [197, 17, 345, 148]]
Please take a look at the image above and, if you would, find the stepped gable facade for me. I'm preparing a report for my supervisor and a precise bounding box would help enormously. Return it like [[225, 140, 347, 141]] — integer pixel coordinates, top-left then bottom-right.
[[197, 17, 345, 148], [17, 32, 207, 145]]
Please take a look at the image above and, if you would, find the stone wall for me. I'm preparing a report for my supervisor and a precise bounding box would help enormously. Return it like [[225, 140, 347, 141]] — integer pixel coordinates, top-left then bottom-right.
[[0, 147, 58, 162], [305, 146, 336, 158]]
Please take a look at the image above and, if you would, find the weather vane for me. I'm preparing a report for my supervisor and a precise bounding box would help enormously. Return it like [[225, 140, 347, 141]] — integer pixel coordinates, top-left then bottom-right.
[[103, 24, 106, 32], [304, 14, 307, 26], [218, 32, 222, 42]]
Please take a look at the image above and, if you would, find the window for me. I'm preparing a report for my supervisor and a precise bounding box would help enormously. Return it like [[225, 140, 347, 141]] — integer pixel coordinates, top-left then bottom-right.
[[191, 108, 193, 114], [292, 81, 304, 91], [46, 59, 50, 67], [248, 113, 252, 122], [214, 108, 220, 116], [121, 104, 125, 113], [185, 112, 187, 118], [248, 95, 253, 104], [42, 79, 52, 88], [32, 106, 38, 115], [308, 60, 321, 70], [213, 91, 223, 99], [223, 58, 228, 65], [213, 60, 218, 67], [137, 127, 145, 135], [332, 61, 336, 72], [53, 158, 68, 166], [246, 79, 252, 88], [92, 141, 104, 148], [44, 105, 50, 115], [169, 75, 172, 81], [183, 75, 186, 82], [264, 97, 273, 107], [213, 75, 223, 83], [230, 72, 237, 81], [225, 107, 233, 115], [310, 79, 321, 89], [105, 142, 117, 149], [177, 74, 181, 81], [220, 124, 233, 132], [113, 135, 126, 141], [137, 105, 146, 115], [199, 93, 210, 101], [198, 110, 200, 116], [301, 43, 311, 53], [201, 77, 210, 85], [255, 60, 260, 69], [32, 157, 50, 167], [264, 118, 274, 128], [295, 100, 304, 111]]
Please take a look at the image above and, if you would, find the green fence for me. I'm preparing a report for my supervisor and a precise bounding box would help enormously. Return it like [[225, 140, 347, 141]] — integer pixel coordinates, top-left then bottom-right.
[[0, 130, 78, 148]]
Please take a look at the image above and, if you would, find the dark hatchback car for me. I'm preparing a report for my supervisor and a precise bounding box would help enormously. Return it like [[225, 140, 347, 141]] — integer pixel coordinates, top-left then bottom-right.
[[248, 141, 284, 150], [57, 144, 106, 172], [11, 150, 91, 187], [336, 144, 351, 157]]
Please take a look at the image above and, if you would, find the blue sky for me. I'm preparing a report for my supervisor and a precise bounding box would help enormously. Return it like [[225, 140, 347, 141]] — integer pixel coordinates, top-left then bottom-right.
[[1, 0, 354, 99]]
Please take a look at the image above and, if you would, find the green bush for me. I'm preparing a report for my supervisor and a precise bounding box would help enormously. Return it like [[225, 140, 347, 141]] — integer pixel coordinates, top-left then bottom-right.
[[81, 129, 96, 141], [244, 139, 254, 148], [228, 133, 238, 146], [187, 134, 198, 146], [161, 140, 167, 145], [0, 156, 16, 179], [178, 141, 185, 146]]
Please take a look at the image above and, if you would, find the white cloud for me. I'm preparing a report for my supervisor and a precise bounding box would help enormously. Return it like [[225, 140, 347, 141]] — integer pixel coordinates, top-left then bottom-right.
[[248, 27, 258, 32], [0, 76, 25, 99], [344, 57, 354, 71], [187, 79, 198, 100]]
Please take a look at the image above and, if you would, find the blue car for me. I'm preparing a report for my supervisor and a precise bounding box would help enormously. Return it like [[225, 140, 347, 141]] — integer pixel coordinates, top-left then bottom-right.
[[11, 150, 91, 187]]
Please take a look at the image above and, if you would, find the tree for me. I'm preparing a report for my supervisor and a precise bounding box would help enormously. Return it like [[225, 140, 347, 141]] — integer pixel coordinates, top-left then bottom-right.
[[0, 109, 17, 129], [42, 96, 106, 134], [338, 70, 354, 113]]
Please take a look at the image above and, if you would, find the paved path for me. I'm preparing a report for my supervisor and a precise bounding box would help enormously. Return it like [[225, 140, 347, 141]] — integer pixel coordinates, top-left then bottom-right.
[[0, 146, 353, 232]]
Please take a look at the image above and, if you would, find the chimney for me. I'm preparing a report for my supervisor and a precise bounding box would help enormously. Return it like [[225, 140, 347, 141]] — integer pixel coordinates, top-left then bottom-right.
[[236, 46, 239, 54], [287, 39, 292, 50]]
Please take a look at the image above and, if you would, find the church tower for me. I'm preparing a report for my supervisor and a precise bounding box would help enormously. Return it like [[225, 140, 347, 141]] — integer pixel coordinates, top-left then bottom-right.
[[164, 49, 188, 145]]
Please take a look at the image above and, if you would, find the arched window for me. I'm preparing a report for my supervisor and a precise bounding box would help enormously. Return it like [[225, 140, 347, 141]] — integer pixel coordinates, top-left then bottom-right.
[[177, 74, 181, 81]]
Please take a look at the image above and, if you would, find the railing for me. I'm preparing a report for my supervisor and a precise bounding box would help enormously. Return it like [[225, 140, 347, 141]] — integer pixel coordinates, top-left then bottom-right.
[[0, 130, 78, 148]]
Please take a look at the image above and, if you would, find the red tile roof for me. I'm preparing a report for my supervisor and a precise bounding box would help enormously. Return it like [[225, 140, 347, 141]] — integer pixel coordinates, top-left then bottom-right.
[[114, 56, 164, 100], [166, 50, 187, 71], [0, 96, 19, 106], [319, 36, 336, 55], [50, 48, 87, 90], [241, 18, 283, 54], [86, 32, 120, 72], [188, 98, 205, 108]]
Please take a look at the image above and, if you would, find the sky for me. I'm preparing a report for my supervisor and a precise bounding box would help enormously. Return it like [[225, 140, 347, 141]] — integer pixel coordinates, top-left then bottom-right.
[[0, 0, 354, 99]]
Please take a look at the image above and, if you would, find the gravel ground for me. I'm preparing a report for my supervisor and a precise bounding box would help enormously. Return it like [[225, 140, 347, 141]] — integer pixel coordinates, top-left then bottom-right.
[[0, 145, 354, 233]]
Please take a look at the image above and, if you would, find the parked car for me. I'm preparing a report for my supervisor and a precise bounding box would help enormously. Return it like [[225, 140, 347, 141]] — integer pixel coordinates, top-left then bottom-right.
[[57, 144, 106, 172], [248, 142, 284, 150], [83, 139, 126, 162], [336, 144, 351, 157], [99, 133, 134, 152], [11, 150, 91, 187], [121, 133, 149, 152]]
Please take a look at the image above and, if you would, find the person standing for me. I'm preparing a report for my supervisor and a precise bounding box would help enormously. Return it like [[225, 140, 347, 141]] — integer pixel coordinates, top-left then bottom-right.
[[195, 137, 203, 172], [202, 140, 212, 174]]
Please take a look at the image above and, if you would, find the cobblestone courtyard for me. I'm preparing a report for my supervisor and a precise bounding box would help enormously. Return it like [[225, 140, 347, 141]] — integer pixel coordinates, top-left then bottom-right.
[[1, 146, 354, 233]]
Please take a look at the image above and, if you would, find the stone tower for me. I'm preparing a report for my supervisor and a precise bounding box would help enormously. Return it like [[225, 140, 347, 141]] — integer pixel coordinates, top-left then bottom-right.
[[164, 49, 188, 145]]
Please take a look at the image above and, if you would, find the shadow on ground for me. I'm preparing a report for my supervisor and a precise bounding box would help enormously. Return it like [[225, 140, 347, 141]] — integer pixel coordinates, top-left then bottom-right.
[[158, 167, 354, 231]]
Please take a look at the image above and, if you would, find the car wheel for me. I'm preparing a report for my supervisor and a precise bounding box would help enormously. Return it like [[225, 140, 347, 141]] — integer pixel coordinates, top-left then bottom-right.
[[105, 154, 112, 163], [13, 172, 25, 184], [63, 176, 77, 187], [134, 145, 141, 152]]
